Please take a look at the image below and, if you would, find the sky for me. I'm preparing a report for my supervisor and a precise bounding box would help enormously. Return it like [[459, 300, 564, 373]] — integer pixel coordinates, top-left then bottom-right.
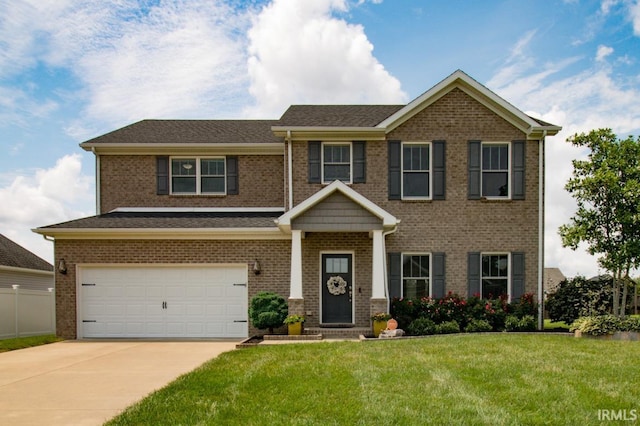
[[1, 0, 639, 279]]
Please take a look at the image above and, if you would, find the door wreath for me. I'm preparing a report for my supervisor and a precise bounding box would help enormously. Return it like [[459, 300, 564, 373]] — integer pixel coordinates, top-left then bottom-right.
[[326, 276, 347, 296]]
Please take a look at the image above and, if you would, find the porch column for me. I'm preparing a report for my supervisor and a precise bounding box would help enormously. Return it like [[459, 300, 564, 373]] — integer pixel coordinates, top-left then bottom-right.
[[371, 230, 386, 299], [289, 230, 303, 300]]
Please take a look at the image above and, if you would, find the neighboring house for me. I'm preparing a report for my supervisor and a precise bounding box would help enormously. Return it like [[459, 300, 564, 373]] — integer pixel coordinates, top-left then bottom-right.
[[0, 234, 53, 290], [543, 267, 566, 296], [35, 70, 561, 339]]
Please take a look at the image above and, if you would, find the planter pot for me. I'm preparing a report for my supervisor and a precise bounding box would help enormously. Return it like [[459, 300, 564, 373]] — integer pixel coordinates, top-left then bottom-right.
[[288, 322, 303, 336], [373, 320, 387, 337]]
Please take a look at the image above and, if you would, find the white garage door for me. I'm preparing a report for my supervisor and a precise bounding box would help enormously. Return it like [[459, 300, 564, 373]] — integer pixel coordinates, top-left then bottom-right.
[[79, 266, 248, 339]]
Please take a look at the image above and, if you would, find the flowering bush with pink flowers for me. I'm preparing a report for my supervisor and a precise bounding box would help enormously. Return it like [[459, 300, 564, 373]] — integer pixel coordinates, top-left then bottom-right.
[[391, 292, 537, 334]]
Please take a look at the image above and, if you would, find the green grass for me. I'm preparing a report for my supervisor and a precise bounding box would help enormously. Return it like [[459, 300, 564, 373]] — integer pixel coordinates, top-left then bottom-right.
[[544, 319, 570, 330], [107, 335, 639, 425], [0, 334, 62, 353]]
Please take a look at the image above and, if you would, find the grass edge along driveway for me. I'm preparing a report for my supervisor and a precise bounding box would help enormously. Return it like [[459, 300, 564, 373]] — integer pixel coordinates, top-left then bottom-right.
[[107, 334, 639, 426]]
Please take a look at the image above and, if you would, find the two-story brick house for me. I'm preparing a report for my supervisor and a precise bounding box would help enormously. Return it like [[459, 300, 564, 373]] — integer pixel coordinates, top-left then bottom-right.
[[35, 70, 560, 339]]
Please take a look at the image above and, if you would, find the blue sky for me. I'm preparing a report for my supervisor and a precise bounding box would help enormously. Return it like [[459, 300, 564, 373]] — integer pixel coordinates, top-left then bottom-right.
[[1, 0, 639, 278]]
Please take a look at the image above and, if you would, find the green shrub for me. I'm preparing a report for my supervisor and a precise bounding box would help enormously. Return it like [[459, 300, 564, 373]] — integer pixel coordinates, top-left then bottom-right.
[[391, 298, 417, 330], [464, 319, 493, 333], [434, 320, 460, 334], [512, 293, 537, 317], [546, 276, 613, 324], [621, 317, 640, 332], [570, 315, 621, 336], [248, 292, 288, 333], [407, 318, 436, 336], [505, 315, 537, 332]]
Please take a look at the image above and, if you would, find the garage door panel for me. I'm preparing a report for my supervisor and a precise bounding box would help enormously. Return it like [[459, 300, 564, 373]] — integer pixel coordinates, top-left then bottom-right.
[[80, 266, 248, 339]]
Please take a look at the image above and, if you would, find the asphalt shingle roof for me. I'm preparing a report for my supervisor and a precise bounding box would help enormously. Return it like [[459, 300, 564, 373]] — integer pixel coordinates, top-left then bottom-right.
[[82, 120, 283, 145], [38, 211, 281, 230], [0, 234, 53, 271], [277, 105, 405, 127]]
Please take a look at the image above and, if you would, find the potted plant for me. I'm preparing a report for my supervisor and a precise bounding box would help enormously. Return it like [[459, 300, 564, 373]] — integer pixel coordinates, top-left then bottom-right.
[[371, 312, 392, 337], [284, 314, 305, 335]]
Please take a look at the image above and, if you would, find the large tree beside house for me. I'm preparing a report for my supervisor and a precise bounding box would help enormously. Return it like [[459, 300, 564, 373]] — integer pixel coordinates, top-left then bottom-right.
[[559, 129, 640, 317]]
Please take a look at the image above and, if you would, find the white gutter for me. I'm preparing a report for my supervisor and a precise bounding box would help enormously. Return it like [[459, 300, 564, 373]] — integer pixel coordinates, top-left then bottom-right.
[[287, 130, 293, 211], [538, 131, 547, 330], [93, 147, 100, 214]]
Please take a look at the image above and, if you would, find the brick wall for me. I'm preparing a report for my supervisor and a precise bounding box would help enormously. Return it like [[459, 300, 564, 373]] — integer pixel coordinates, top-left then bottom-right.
[[99, 154, 285, 213], [54, 239, 291, 338], [289, 87, 540, 299]]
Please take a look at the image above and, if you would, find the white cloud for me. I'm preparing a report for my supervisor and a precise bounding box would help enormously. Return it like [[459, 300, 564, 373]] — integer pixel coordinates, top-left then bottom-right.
[[245, 0, 406, 117], [0, 154, 94, 263], [596, 44, 614, 61], [630, 0, 640, 35]]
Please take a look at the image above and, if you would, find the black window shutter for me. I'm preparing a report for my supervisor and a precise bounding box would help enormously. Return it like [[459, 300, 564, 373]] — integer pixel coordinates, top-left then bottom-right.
[[432, 140, 446, 200], [226, 156, 238, 195], [388, 252, 402, 299], [388, 140, 401, 200], [512, 140, 526, 200], [157, 156, 169, 195], [353, 141, 366, 183], [511, 252, 525, 301], [432, 252, 446, 298], [308, 141, 321, 183], [468, 140, 481, 199], [467, 252, 481, 297]]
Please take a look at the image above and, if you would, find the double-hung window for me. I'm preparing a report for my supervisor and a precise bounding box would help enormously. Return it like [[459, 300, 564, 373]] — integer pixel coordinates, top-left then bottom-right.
[[323, 143, 351, 183], [402, 142, 430, 198], [171, 157, 225, 195], [402, 254, 430, 298], [481, 253, 509, 299], [481, 143, 509, 198]]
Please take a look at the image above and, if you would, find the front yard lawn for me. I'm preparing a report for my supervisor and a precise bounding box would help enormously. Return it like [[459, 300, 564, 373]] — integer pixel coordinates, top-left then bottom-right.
[[0, 334, 61, 353], [107, 334, 639, 425]]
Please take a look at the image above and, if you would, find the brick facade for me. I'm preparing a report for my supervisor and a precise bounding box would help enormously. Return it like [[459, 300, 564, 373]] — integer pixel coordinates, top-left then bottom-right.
[[99, 154, 284, 213]]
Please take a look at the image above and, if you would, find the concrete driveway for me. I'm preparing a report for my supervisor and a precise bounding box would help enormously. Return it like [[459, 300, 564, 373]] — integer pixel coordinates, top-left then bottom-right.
[[0, 340, 238, 426]]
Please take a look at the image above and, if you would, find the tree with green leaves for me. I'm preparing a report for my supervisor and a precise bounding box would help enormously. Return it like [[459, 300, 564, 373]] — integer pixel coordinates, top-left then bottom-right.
[[248, 291, 288, 334], [559, 129, 640, 318]]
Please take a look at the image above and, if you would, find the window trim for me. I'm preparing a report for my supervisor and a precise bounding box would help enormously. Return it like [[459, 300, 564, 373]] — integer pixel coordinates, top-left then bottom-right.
[[480, 252, 511, 301], [321, 142, 353, 184], [170, 156, 227, 195], [401, 141, 432, 200], [481, 141, 511, 199], [401, 252, 432, 298]]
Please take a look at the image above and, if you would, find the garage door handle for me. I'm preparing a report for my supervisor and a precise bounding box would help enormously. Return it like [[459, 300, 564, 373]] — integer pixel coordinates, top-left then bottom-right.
[[233, 283, 247, 287], [233, 320, 248, 323]]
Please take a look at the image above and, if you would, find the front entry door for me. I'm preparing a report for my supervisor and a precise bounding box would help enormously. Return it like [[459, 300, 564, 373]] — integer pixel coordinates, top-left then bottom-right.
[[321, 254, 353, 324]]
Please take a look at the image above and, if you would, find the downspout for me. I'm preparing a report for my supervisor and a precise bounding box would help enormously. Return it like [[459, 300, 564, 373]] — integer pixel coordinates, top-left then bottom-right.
[[287, 130, 293, 211], [93, 147, 100, 215], [383, 227, 398, 313], [538, 131, 547, 330]]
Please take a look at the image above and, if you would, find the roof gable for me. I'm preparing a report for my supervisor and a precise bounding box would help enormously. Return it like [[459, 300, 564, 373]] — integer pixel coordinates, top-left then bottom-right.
[[276, 180, 398, 232], [377, 70, 560, 137]]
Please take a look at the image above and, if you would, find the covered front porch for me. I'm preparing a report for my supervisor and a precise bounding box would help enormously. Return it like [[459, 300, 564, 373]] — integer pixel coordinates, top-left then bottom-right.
[[276, 181, 399, 331]]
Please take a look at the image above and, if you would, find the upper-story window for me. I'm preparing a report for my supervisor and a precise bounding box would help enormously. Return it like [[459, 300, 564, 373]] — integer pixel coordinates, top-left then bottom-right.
[[481, 143, 509, 198], [171, 157, 225, 194], [402, 142, 430, 199], [323, 143, 351, 183]]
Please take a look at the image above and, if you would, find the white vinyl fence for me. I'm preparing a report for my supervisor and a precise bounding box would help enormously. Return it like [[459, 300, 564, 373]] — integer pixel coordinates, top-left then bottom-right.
[[0, 286, 55, 339]]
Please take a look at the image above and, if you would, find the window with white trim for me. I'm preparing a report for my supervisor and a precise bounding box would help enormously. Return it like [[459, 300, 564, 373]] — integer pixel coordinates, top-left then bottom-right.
[[402, 142, 430, 198], [402, 254, 430, 298], [322, 143, 351, 183], [481, 253, 509, 299], [171, 157, 225, 194], [481, 143, 509, 197]]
